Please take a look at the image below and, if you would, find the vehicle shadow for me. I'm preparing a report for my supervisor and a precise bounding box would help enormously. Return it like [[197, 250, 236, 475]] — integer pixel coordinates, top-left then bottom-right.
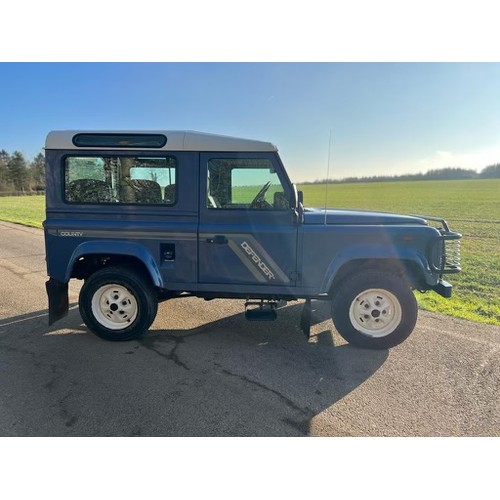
[[0, 299, 388, 437]]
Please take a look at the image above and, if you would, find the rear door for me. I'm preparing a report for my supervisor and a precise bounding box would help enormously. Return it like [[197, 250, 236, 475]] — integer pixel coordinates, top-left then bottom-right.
[[198, 153, 298, 289]]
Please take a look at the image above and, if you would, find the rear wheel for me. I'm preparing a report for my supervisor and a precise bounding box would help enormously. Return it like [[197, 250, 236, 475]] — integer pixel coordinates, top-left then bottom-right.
[[331, 270, 417, 349], [79, 266, 158, 341]]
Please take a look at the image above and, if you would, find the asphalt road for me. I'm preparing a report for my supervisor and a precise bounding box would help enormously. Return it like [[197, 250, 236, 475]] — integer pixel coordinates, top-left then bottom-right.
[[0, 220, 499, 436]]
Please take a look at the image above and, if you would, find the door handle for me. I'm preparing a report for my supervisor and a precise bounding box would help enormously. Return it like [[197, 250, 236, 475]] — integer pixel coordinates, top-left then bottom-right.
[[206, 235, 228, 244]]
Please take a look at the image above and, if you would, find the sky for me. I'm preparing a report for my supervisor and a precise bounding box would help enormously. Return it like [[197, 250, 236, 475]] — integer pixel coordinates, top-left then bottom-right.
[[1, 62, 499, 183]]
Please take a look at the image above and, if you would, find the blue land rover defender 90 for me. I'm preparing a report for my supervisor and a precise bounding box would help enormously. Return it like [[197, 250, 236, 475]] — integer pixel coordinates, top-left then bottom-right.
[[44, 131, 461, 349]]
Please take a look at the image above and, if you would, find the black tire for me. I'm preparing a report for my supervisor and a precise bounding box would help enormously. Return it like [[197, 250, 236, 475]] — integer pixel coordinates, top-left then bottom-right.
[[331, 270, 418, 349], [79, 266, 158, 341]]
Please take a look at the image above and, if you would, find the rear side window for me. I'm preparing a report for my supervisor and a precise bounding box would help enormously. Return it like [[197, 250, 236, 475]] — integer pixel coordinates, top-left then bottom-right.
[[64, 156, 177, 205]]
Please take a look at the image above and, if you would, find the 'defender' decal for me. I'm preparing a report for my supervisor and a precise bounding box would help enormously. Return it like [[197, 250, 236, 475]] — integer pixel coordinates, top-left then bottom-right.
[[224, 234, 290, 284], [241, 241, 275, 280]]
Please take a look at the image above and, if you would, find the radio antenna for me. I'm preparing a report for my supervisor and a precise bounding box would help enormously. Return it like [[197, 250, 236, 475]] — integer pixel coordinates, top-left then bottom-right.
[[323, 129, 333, 225]]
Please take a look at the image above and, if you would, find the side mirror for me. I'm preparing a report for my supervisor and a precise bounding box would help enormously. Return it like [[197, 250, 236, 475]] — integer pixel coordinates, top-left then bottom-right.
[[290, 184, 298, 209], [298, 190, 304, 206]]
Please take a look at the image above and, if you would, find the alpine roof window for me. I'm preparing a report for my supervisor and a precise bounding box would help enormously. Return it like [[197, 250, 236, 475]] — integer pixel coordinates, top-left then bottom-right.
[[72, 133, 167, 148]]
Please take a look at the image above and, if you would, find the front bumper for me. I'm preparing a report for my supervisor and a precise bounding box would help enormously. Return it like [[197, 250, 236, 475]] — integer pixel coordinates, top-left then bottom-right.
[[431, 279, 453, 298]]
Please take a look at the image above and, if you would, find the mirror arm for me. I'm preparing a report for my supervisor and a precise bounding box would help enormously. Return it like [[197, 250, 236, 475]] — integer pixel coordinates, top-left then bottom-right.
[[291, 185, 304, 224]]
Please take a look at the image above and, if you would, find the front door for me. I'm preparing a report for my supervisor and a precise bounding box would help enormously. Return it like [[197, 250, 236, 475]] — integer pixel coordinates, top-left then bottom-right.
[[198, 153, 298, 290]]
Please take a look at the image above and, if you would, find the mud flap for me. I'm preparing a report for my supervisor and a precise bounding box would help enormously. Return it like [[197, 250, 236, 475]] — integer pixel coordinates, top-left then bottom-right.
[[45, 278, 69, 325]]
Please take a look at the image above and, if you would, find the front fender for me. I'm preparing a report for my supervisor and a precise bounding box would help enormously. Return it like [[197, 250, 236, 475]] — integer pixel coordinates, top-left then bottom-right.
[[65, 240, 163, 287], [320, 244, 430, 293]]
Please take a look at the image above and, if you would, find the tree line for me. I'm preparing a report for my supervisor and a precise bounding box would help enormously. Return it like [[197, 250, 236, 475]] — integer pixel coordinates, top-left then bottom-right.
[[0, 150, 45, 194], [302, 164, 500, 184]]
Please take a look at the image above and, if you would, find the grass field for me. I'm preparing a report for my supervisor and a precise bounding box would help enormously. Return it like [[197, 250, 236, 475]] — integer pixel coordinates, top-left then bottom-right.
[[0, 195, 45, 228], [0, 179, 499, 325]]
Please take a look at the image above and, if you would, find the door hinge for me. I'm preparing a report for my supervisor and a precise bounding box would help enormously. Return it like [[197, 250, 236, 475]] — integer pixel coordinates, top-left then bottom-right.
[[288, 270, 301, 281]]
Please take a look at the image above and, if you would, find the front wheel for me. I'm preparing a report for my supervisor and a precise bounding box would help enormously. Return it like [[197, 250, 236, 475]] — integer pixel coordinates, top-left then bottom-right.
[[79, 266, 158, 341], [331, 270, 418, 349]]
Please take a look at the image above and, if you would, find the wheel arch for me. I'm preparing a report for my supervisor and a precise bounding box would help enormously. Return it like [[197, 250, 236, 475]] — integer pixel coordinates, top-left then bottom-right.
[[67, 241, 163, 288], [326, 257, 426, 298]]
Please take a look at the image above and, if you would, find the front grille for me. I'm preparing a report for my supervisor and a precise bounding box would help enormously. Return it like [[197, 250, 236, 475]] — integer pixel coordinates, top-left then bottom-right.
[[442, 236, 461, 273]]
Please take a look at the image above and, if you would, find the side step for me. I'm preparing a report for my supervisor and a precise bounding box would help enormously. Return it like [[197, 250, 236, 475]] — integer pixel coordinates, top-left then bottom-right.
[[244, 300, 278, 321], [300, 299, 312, 339]]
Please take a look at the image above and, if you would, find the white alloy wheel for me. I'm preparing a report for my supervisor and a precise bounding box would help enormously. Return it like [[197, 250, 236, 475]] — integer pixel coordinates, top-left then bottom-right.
[[91, 284, 138, 330], [348, 288, 402, 338]]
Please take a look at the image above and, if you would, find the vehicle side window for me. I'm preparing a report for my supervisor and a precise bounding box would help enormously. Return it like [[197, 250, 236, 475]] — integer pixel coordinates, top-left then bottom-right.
[[64, 156, 177, 205], [207, 158, 288, 210]]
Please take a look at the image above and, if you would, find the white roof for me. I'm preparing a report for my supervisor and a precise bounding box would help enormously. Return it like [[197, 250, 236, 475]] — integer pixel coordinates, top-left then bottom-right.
[[45, 130, 278, 152]]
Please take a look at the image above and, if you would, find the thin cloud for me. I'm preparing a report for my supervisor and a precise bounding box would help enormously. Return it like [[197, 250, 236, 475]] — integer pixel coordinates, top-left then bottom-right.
[[417, 148, 500, 171]]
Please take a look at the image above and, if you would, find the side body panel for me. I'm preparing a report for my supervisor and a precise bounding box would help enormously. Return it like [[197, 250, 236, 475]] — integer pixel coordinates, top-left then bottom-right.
[[44, 150, 199, 289], [299, 223, 442, 295]]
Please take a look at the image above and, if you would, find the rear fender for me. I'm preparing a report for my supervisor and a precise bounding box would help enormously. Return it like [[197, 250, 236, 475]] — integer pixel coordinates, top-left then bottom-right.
[[65, 240, 163, 288]]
